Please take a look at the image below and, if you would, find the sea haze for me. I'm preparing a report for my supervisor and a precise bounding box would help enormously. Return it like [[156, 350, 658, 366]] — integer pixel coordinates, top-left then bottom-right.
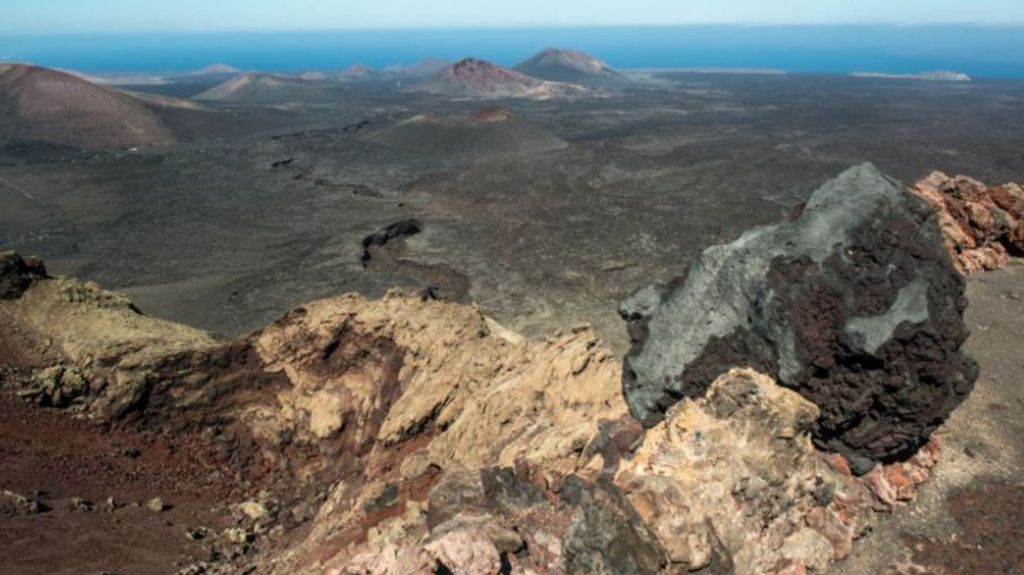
[[2, 25, 1023, 79]]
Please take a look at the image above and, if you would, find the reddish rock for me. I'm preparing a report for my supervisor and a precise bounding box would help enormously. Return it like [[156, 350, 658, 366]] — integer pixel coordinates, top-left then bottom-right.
[[909, 172, 1024, 273], [415, 58, 587, 99], [859, 436, 941, 510]]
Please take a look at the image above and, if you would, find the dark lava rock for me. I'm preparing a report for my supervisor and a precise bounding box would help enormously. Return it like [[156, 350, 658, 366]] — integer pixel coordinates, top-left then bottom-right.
[[0, 251, 47, 299], [620, 164, 977, 466], [360, 219, 423, 265], [426, 468, 672, 573], [560, 476, 671, 574]]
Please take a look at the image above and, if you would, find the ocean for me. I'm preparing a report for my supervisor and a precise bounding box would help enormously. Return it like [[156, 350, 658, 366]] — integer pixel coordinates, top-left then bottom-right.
[[1, 25, 1023, 79]]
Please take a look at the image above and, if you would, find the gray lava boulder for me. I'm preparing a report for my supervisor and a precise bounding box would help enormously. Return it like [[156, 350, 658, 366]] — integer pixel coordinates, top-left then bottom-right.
[[620, 164, 977, 469], [0, 251, 47, 299]]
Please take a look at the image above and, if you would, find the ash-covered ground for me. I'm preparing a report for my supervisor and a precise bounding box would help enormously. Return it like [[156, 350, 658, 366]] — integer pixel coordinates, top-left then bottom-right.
[[3, 73, 1024, 354]]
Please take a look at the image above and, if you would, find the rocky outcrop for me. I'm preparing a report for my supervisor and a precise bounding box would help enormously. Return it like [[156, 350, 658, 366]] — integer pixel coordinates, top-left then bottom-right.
[[360, 219, 423, 265], [0, 251, 47, 299], [4, 162, 981, 572], [0, 248, 953, 574], [621, 164, 977, 470], [909, 172, 1024, 273], [325, 367, 935, 575]]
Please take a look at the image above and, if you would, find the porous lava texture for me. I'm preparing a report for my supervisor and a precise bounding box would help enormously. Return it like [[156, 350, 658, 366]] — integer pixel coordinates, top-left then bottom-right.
[[909, 172, 1024, 273], [621, 164, 978, 471]]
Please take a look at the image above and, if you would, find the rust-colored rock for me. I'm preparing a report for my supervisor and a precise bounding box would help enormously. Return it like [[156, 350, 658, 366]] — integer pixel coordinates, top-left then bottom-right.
[[909, 172, 1024, 273]]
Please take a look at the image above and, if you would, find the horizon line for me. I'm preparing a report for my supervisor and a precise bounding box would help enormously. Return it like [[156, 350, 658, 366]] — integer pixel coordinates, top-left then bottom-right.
[[5, 21, 1024, 37]]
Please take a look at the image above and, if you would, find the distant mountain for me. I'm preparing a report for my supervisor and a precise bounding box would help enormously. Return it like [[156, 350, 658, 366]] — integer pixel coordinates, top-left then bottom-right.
[[299, 71, 329, 81], [849, 71, 971, 82], [185, 63, 242, 77], [339, 64, 376, 78], [414, 58, 586, 99], [368, 106, 568, 161], [193, 72, 337, 104], [385, 58, 451, 77], [514, 48, 623, 83], [337, 64, 385, 82], [0, 64, 174, 149]]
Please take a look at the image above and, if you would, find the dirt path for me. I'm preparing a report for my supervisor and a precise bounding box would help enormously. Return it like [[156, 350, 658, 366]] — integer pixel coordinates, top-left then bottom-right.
[[0, 174, 42, 202]]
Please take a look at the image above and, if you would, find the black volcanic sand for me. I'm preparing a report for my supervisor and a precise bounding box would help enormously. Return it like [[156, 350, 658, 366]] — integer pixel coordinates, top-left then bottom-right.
[[2, 74, 1024, 352], [833, 260, 1024, 575]]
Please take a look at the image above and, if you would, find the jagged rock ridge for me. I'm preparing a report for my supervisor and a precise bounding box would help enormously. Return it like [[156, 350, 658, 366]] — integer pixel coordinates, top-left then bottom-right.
[[621, 164, 977, 470]]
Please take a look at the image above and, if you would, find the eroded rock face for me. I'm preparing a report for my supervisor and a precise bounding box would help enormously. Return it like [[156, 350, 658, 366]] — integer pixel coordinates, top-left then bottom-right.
[[616, 369, 824, 572], [909, 172, 1024, 273], [326, 368, 928, 575], [621, 164, 978, 468]]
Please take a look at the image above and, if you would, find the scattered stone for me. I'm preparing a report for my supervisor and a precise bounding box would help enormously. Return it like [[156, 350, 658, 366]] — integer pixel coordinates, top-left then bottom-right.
[[186, 527, 210, 541], [224, 527, 253, 545], [237, 500, 268, 521], [621, 164, 977, 465], [1, 489, 47, 514], [148, 497, 167, 512], [104, 496, 120, 512], [26, 365, 88, 407], [69, 497, 94, 512]]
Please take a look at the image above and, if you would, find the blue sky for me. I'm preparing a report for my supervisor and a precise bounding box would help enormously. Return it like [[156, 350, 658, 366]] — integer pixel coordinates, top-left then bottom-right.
[[4, 0, 1024, 34]]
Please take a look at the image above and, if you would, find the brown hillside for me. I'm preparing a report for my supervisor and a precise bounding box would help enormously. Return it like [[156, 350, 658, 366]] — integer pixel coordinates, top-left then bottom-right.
[[0, 64, 174, 149]]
